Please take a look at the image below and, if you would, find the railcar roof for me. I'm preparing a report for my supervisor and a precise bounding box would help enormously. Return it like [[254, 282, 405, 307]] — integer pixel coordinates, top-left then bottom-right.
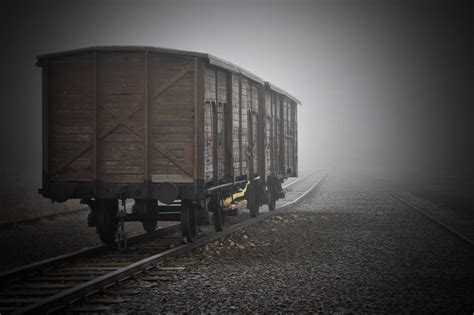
[[264, 82, 301, 105], [36, 46, 301, 105]]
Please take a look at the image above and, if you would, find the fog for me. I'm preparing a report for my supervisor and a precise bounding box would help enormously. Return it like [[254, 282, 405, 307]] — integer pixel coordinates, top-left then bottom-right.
[[1, 0, 473, 198]]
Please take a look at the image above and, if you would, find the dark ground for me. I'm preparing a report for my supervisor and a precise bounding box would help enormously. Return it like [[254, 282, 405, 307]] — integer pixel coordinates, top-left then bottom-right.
[[0, 208, 165, 272], [402, 179, 474, 221], [109, 173, 474, 313]]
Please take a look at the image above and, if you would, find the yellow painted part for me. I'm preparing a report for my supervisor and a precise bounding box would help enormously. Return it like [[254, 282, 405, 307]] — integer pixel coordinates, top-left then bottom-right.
[[219, 177, 260, 208], [220, 181, 250, 208]]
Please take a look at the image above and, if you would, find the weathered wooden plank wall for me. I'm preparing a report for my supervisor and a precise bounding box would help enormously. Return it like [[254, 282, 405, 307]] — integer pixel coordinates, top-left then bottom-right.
[[272, 92, 280, 175], [45, 48, 298, 188], [264, 89, 272, 176], [99, 51, 146, 183], [294, 101, 298, 175], [203, 66, 215, 181], [149, 52, 195, 183], [47, 51, 196, 184], [231, 74, 241, 177], [290, 100, 298, 175], [250, 85, 259, 176], [216, 70, 227, 180], [48, 52, 95, 182], [241, 78, 250, 177], [203, 65, 271, 183]]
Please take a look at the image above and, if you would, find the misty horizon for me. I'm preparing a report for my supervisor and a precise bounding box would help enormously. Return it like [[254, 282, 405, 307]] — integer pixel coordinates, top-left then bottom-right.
[[1, 0, 473, 192]]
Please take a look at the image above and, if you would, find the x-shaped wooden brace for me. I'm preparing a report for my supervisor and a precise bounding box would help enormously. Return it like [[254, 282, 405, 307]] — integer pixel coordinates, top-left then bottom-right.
[[51, 63, 194, 178]]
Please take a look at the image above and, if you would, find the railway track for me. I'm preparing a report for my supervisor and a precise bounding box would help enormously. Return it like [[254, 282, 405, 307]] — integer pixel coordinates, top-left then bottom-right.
[[0, 171, 326, 314], [391, 192, 474, 247], [365, 174, 474, 248]]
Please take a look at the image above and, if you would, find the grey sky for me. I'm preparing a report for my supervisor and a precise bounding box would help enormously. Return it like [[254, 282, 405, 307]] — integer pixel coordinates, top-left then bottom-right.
[[1, 0, 472, 190]]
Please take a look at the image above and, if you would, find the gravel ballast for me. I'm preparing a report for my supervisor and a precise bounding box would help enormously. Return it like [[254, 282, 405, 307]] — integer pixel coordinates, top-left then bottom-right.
[[111, 173, 474, 313]]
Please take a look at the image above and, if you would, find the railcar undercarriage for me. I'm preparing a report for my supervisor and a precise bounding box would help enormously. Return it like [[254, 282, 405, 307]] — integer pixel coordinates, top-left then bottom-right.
[[81, 175, 286, 244]]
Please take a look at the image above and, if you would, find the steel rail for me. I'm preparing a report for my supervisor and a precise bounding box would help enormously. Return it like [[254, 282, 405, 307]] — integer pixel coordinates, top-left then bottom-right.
[[281, 170, 315, 189], [17, 171, 327, 314], [0, 224, 181, 285]]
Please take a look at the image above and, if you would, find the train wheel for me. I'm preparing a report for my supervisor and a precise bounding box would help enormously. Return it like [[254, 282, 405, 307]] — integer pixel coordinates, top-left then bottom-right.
[[268, 193, 276, 211], [198, 204, 210, 226], [249, 190, 259, 218], [141, 200, 158, 233], [96, 199, 118, 245], [213, 201, 227, 232], [181, 201, 198, 242], [142, 220, 157, 233]]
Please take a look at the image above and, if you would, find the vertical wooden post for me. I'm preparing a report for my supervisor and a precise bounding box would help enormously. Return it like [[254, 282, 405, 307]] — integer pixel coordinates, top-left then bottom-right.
[[269, 90, 273, 174], [286, 101, 290, 172], [249, 84, 254, 179], [94, 52, 101, 196], [295, 102, 298, 176], [144, 51, 150, 197], [274, 92, 278, 174], [279, 96, 284, 174], [213, 69, 219, 185], [238, 76, 243, 177], [257, 85, 265, 180], [225, 72, 233, 179], [193, 57, 199, 195], [42, 59, 49, 195], [197, 60, 205, 185]]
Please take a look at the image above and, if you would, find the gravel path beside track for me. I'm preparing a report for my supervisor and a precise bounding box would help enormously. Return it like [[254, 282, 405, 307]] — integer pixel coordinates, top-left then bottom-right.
[[111, 173, 474, 313]]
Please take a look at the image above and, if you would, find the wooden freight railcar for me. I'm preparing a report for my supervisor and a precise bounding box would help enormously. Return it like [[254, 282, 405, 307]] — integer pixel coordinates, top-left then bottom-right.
[[37, 46, 300, 243]]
